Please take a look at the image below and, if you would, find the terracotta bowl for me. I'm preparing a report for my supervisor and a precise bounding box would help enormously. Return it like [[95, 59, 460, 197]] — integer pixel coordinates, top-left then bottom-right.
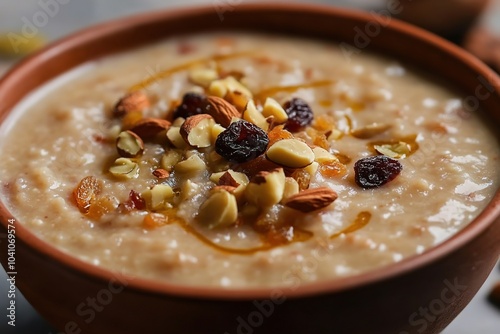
[[0, 3, 499, 334]]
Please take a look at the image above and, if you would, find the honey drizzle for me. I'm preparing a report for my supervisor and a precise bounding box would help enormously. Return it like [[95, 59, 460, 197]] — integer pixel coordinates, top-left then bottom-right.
[[330, 211, 372, 239], [129, 51, 256, 92], [157, 212, 314, 255], [148, 210, 371, 254]]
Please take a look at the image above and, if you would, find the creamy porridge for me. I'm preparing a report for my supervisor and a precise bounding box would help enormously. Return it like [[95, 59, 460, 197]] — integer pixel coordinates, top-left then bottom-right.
[[0, 33, 498, 288]]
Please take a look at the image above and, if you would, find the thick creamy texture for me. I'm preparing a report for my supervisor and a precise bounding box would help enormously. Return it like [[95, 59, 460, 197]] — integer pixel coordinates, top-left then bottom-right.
[[0, 33, 499, 288]]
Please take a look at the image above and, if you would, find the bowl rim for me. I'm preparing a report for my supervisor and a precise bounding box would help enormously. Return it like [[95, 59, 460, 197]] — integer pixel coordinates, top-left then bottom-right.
[[0, 2, 499, 300]]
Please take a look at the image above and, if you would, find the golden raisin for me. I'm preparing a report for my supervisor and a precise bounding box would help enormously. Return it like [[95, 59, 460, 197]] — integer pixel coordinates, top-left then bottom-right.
[[267, 125, 293, 148], [143, 213, 169, 229], [313, 114, 335, 132], [319, 160, 348, 178], [73, 176, 102, 214], [313, 133, 330, 150], [121, 111, 143, 130], [291, 169, 311, 190], [87, 196, 117, 220]]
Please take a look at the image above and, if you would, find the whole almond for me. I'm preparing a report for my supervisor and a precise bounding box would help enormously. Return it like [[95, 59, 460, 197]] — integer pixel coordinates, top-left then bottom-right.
[[113, 91, 150, 117], [130, 118, 171, 139], [207, 96, 241, 127], [283, 187, 338, 213], [180, 114, 215, 148]]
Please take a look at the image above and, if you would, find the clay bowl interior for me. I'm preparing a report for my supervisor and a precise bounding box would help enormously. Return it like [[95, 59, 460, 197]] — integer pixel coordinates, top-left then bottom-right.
[[0, 3, 499, 334]]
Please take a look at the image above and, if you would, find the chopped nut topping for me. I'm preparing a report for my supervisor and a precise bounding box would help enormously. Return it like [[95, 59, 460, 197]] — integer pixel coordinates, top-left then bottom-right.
[[208, 76, 253, 100], [180, 114, 215, 148], [262, 97, 288, 124], [116, 130, 144, 158], [245, 168, 286, 208], [142, 184, 174, 211], [198, 189, 238, 228], [374, 142, 411, 159], [243, 100, 268, 131], [206, 96, 241, 127], [175, 154, 206, 174], [312, 147, 338, 163], [152, 169, 170, 179], [109, 158, 140, 179], [113, 91, 150, 117], [189, 68, 219, 87], [129, 118, 171, 139], [283, 177, 300, 199], [167, 127, 189, 149], [266, 139, 315, 168], [351, 123, 392, 139], [161, 150, 183, 171]]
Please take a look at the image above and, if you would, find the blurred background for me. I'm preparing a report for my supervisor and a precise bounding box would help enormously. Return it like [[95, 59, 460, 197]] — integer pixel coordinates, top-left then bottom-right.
[[0, 0, 499, 333]]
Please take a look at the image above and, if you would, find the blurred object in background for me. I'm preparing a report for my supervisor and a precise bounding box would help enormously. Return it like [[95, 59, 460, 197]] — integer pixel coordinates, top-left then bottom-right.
[[463, 0, 500, 72], [397, 0, 490, 40]]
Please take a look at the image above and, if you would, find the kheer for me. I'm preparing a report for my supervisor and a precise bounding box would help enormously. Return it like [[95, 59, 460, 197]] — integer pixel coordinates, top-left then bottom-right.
[[0, 33, 498, 287]]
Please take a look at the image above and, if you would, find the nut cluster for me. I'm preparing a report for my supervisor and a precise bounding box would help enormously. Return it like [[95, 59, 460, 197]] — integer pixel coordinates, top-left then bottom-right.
[[75, 68, 347, 231]]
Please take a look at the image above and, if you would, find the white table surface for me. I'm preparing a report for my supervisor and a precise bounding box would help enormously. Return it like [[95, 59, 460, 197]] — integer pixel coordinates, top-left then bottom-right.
[[0, 1, 499, 333]]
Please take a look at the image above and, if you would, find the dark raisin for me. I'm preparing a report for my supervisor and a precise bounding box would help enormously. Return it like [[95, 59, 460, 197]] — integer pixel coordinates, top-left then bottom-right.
[[173, 92, 210, 119], [122, 190, 146, 211], [284, 98, 314, 132], [215, 120, 269, 163], [354, 156, 402, 189]]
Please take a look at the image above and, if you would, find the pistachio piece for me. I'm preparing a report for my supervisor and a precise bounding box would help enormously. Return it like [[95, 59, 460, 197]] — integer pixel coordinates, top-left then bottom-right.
[[198, 189, 238, 228], [109, 158, 140, 179], [351, 123, 392, 139], [189, 68, 219, 87], [266, 139, 315, 168], [113, 91, 150, 117], [161, 150, 183, 171], [175, 154, 206, 174], [180, 114, 215, 148], [283, 177, 300, 199], [262, 97, 288, 124], [245, 168, 286, 208], [116, 130, 144, 158], [142, 184, 174, 211], [166, 127, 189, 149], [312, 147, 339, 163], [374, 142, 411, 159], [243, 100, 268, 131]]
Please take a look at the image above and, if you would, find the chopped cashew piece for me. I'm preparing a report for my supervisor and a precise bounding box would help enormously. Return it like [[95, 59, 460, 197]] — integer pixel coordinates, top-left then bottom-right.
[[245, 168, 286, 208], [262, 97, 288, 124], [266, 139, 315, 168], [198, 190, 238, 228], [243, 100, 268, 131]]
